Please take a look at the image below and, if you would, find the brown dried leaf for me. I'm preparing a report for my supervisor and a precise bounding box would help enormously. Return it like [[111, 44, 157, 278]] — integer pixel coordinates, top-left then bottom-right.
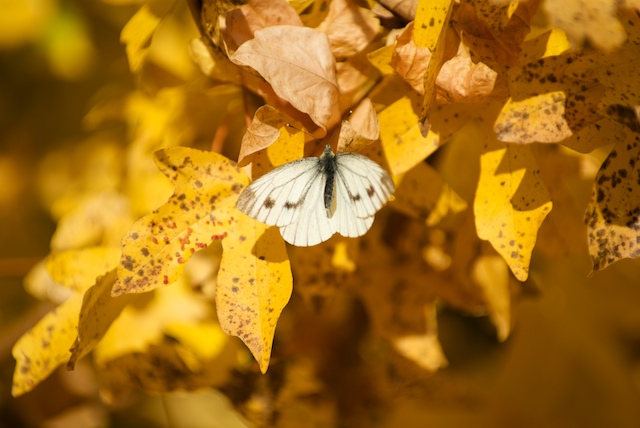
[[316, 0, 381, 59], [377, 0, 418, 21], [435, 42, 498, 103], [230, 26, 341, 131], [336, 98, 379, 153], [391, 22, 431, 95], [223, 0, 303, 52], [237, 105, 290, 166]]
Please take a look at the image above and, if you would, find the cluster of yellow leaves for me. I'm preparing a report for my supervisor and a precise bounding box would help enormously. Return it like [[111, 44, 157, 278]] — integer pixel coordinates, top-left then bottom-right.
[[12, 0, 640, 424]]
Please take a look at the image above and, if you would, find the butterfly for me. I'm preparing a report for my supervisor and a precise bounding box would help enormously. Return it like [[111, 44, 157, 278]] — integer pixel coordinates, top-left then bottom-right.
[[236, 145, 395, 246]]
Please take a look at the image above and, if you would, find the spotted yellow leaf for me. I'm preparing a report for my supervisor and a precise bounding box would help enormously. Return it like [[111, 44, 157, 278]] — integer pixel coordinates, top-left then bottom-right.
[[112, 147, 248, 296], [474, 140, 552, 281], [11, 294, 82, 396], [585, 133, 640, 271], [217, 214, 293, 373], [45, 246, 121, 293]]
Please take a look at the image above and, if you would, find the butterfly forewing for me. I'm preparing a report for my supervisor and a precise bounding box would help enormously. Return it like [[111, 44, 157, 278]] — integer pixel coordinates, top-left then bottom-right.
[[236, 158, 321, 227]]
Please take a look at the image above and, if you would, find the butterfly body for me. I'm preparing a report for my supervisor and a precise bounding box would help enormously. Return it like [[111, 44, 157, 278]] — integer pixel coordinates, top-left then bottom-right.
[[237, 145, 394, 246]]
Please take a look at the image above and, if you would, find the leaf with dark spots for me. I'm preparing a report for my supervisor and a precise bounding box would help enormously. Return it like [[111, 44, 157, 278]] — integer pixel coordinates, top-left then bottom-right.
[[217, 215, 292, 373], [585, 134, 640, 271], [113, 147, 249, 296]]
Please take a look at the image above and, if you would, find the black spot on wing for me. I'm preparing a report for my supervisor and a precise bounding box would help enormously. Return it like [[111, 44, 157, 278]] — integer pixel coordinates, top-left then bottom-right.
[[264, 197, 275, 208]]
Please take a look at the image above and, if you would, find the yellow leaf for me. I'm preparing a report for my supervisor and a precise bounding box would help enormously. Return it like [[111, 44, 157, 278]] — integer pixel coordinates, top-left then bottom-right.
[[494, 92, 573, 143], [120, 0, 178, 73], [471, 255, 511, 341], [379, 96, 440, 175], [43, 8, 96, 81], [24, 260, 74, 304], [393, 162, 467, 226], [50, 192, 134, 251], [414, 0, 454, 135], [585, 133, 640, 271], [95, 276, 211, 366], [474, 140, 553, 281], [11, 294, 83, 396], [517, 28, 571, 66], [217, 214, 293, 373], [542, 0, 626, 52], [68, 270, 134, 369], [413, 0, 453, 50], [367, 44, 395, 76], [561, 118, 626, 154], [112, 147, 249, 296], [164, 321, 228, 361], [0, 0, 55, 49], [45, 247, 121, 293], [392, 305, 448, 371]]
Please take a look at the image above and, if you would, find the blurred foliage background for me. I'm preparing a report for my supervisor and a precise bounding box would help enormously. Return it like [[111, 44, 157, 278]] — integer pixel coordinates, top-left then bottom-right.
[[1, 0, 640, 427]]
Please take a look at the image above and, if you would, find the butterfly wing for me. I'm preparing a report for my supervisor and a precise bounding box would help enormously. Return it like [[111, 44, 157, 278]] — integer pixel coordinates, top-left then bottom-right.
[[236, 158, 321, 227], [334, 152, 395, 219], [279, 171, 335, 246]]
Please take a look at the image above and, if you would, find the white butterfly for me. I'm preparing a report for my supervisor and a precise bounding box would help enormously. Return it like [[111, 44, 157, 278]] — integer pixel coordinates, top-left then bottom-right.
[[236, 145, 395, 246]]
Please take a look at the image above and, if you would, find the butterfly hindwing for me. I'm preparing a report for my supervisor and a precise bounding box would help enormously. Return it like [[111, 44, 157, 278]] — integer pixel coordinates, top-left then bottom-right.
[[334, 152, 395, 219], [279, 170, 334, 246]]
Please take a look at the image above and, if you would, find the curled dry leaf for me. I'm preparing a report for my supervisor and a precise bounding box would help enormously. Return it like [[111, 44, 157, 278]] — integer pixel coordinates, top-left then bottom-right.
[[112, 147, 248, 296], [237, 105, 290, 166], [377, 0, 418, 21], [223, 0, 303, 52], [336, 98, 379, 153], [316, 0, 381, 59], [585, 133, 640, 272], [435, 42, 498, 103], [391, 22, 431, 95], [230, 26, 340, 132]]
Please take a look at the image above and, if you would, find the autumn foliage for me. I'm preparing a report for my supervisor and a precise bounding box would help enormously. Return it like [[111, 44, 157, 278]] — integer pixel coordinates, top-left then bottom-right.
[[3, 0, 640, 426]]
